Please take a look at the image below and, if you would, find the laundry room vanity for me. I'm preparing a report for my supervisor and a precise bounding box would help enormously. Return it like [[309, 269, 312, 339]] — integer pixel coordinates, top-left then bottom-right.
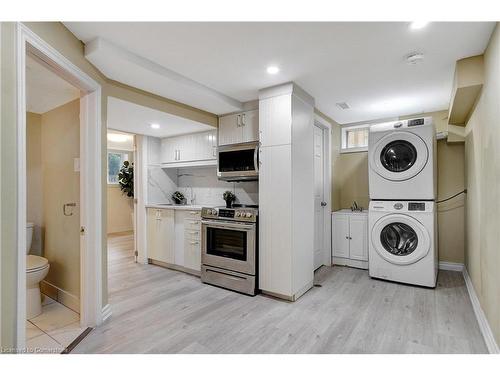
[[332, 210, 368, 269]]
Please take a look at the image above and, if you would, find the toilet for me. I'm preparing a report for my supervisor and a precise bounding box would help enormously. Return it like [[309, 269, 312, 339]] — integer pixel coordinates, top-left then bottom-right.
[[26, 222, 50, 319]]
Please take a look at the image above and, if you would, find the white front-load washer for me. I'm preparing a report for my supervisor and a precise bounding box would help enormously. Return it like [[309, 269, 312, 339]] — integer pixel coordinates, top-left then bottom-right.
[[368, 200, 438, 287], [368, 117, 436, 200]]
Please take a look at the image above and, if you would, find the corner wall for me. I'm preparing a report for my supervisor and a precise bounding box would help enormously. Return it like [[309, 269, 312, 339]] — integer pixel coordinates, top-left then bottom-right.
[[464, 23, 500, 345]]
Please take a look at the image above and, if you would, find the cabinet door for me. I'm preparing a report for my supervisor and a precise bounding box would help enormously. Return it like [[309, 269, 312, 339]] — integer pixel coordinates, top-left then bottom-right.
[[241, 110, 259, 143], [258, 145, 293, 295], [184, 238, 201, 271], [349, 215, 368, 261], [161, 138, 177, 163], [147, 208, 160, 260], [332, 214, 350, 258], [155, 209, 175, 263], [218, 113, 241, 146]]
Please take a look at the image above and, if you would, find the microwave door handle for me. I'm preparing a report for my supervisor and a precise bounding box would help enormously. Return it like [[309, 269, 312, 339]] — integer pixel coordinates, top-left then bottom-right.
[[254, 144, 259, 172]]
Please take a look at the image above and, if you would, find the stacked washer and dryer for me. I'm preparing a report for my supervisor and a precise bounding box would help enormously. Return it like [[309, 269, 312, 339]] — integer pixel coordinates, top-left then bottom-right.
[[368, 117, 438, 287]]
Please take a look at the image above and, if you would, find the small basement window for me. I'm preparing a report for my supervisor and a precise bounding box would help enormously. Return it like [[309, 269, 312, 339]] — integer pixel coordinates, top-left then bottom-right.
[[107, 151, 129, 184], [341, 124, 369, 153]]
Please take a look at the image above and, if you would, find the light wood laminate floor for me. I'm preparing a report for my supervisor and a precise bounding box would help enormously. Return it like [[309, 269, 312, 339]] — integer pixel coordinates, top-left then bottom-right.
[[73, 232, 487, 354]]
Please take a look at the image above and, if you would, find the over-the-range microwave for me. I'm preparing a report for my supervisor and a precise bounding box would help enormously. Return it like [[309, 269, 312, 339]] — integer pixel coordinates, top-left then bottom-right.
[[217, 141, 259, 182]]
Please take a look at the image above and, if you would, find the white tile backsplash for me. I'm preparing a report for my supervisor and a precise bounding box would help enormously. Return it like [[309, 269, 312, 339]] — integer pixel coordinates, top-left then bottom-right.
[[177, 167, 258, 207]]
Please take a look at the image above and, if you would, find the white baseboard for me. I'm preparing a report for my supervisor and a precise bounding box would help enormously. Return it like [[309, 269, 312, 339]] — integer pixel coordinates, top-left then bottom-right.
[[462, 267, 499, 354], [438, 261, 464, 272], [101, 304, 112, 323]]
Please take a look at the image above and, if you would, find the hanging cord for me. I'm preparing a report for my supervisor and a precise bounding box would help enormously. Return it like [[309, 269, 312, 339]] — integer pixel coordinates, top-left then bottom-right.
[[436, 189, 467, 204]]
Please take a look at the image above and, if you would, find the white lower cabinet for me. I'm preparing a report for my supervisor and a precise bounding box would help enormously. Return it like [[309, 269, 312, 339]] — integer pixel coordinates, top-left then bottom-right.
[[147, 208, 175, 264], [148, 207, 201, 274], [332, 210, 368, 269]]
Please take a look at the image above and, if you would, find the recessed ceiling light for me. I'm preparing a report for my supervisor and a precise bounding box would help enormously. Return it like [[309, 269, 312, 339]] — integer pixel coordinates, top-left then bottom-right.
[[266, 66, 280, 75], [150, 123, 160, 129], [409, 21, 429, 30]]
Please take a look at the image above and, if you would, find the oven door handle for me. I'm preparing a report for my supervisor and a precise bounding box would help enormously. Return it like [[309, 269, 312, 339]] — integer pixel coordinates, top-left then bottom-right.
[[201, 220, 255, 230]]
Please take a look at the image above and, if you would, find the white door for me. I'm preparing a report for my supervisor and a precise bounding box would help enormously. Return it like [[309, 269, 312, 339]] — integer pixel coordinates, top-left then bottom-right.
[[313, 125, 326, 269], [349, 215, 368, 261]]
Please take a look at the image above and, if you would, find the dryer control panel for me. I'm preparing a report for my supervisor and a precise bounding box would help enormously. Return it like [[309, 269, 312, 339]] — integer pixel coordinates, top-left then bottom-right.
[[408, 202, 426, 211]]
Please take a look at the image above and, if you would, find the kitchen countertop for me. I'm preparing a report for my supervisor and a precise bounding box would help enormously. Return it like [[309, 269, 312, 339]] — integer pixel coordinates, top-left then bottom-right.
[[146, 204, 203, 211]]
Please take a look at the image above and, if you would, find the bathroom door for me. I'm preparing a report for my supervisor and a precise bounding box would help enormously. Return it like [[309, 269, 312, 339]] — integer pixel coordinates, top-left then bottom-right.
[[313, 125, 326, 270]]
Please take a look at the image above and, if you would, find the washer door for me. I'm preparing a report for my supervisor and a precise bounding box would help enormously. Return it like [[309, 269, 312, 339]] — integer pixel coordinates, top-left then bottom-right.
[[369, 131, 428, 181], [371, 213, 430, 265]]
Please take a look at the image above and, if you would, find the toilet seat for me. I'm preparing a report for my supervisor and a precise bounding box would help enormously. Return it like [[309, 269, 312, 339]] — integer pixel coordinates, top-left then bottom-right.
[[26, 255, 49, 273]]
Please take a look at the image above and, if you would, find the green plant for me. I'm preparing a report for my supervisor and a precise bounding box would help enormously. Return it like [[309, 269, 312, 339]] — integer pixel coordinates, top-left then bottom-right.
[[118, 161, 134, 198], [172, 191, 185, 204]]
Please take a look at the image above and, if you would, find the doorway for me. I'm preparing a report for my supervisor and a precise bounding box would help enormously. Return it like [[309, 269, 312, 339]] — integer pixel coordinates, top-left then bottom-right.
[[313, 116, 332, 270], [106, 129, 137, 273], [15, 24, 103, 351]]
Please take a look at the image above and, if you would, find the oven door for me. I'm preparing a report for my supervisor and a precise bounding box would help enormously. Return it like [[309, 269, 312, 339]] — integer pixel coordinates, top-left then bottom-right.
[[201, 219, 256, 275], [217, 142, 259, 181]]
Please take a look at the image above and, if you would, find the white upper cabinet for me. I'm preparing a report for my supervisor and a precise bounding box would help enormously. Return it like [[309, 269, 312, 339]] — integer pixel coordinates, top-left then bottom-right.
[[218, 110, 259, 146], [160, 129, 217, 166]]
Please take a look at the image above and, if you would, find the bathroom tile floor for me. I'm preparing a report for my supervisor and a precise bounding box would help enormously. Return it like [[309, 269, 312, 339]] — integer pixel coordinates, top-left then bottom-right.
[[25, 295, 85, 354]]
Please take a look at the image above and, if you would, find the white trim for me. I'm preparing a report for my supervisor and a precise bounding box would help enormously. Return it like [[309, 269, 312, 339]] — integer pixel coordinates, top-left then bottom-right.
[[438, 261, 464, 272], [101, 304, 112, 322], [135, 135, 149, 264], [462, 267, 499, 354], [15, 23, 103, 349], [314, 114, 333, 267]]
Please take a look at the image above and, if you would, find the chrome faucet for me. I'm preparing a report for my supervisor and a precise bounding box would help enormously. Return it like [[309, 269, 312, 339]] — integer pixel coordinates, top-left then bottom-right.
[[351, 201, 363, 212]]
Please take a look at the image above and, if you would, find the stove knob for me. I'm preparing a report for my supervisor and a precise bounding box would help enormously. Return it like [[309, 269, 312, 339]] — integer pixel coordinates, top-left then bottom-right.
[[211, 209, 217, 215], [246, 212, 252, 218], [235, 212, 241, 217]]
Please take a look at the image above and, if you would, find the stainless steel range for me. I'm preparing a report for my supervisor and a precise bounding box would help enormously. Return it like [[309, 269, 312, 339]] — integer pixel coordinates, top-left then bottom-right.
[[200, 205, 258, 296]]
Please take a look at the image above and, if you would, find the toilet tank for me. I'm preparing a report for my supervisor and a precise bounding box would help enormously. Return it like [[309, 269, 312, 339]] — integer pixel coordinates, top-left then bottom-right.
[[26, 222, 34, 254]]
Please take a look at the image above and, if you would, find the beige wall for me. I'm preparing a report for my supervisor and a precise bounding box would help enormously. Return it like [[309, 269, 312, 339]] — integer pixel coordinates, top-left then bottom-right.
[[107, 149, 134, 234], [26, 112, 43, 255], [107, 185, 134, 234], [40, 99, 81, 298], [464, 23, 500, 345], [333, 110, 466, 264]]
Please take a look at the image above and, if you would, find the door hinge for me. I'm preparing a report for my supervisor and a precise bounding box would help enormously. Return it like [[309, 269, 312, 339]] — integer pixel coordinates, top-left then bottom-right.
[[80, 226, 85, 235]]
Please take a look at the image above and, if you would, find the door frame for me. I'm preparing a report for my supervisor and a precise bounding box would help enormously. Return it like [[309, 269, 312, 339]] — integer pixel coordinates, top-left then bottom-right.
[[15, 23, 103, 348], [313, 114, 332, 267]]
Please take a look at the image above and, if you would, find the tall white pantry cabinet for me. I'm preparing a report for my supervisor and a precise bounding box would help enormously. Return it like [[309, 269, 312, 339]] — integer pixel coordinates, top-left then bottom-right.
[[258, 83, 315, 301]]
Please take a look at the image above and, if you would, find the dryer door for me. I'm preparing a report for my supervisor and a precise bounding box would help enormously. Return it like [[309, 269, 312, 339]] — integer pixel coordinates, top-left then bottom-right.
[[371, 213, 430, 265], [369, 131, 429, 181]]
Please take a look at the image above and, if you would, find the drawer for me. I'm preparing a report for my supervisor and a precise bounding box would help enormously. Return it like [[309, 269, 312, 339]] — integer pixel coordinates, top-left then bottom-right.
[[184, 229, 201, 240], [184, 218, 201, 230], [186, 210, 201, 219]]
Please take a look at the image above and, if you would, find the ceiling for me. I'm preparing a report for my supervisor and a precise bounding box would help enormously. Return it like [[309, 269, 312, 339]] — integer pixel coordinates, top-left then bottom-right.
[[107, 97, 214, 137], [65, 22, 495, 124], [26, 54, 81, 114]]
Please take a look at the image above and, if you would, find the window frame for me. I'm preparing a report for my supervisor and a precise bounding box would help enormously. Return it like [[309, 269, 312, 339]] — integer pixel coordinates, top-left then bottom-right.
[[107, 150, 129, 185], [340, 123, 370, 153]]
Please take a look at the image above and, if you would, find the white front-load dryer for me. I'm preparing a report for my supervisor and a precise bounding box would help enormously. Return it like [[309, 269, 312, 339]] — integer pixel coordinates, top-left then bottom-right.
[[368, 117, 436, 200], [368, 200, 438, 287]]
